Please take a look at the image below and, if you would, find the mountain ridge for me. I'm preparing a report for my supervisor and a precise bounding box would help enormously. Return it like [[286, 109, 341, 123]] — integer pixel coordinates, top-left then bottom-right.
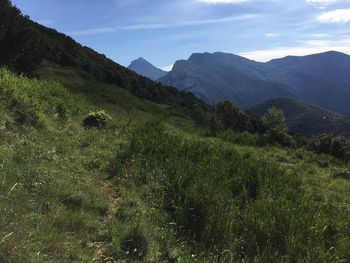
[[128, 57, 167, 80], [160, 51, 350, 115]]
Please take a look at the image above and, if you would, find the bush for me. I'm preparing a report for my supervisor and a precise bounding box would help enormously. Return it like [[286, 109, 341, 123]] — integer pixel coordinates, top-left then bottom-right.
[[216, 100, 250, 131], [332, 168, 350, 180], [261, 107, 297, 147], [82, 110, 111, 129], [269, 131, 296, 148], [10, 98, 39, 127], [308, 134, 350, 160]]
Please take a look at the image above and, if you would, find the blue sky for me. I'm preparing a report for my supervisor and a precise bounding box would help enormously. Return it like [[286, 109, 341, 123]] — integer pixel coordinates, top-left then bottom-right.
[[11, 0, 350, 70]]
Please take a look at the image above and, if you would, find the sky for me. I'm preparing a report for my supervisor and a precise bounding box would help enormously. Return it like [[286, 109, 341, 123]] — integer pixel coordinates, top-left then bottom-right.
[[11, 0, 350, 70]]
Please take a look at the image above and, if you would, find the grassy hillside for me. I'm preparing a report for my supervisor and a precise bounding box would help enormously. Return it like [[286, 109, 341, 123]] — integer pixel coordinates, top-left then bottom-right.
[[0, 0, 209, 118], [1, 68, 350, 262], [251, 97, 350, 136]]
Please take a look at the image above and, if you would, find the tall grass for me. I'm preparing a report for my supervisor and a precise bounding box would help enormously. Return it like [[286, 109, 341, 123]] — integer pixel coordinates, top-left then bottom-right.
[[0, 68, 92, 126], [113, 119, 350, 261]]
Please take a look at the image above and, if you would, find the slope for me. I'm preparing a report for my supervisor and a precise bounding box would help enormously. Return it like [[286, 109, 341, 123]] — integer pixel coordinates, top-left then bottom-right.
[[267, 51, 350, 115], [160, 51, 350, 115], [0, 0, 208, 115], [1, 1, 350, 262], [251, 97, 350, 136], [128, 57, 167, 80], [2, 69, 350, 262], [160, 52, 294, 106]]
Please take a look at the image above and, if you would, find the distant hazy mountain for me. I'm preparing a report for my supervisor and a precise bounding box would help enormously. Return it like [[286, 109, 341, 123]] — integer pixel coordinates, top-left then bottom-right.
[[251, 97, 350, 136], [128, 57, 167, 81], [160, 51, 350, 115], [159, 52, 294, 106], [267, 51, 350, 115]]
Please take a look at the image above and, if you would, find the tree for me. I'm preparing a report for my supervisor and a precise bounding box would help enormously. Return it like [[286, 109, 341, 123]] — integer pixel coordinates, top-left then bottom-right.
[[0, 0, 43, 73], [216, 100, 250, 131], [262, 107, 295, 147], [261, 107, 288, 135], [216, 101, 239, 129]]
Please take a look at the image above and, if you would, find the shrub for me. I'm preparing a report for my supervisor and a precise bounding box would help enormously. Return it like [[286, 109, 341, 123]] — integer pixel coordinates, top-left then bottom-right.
[[10, 98, 39, 127], [216, 100, 250, 131], [261, 107, 296, 147], [308, 134, 350, 160], [332, 168, 350, 180], [270, 131, 296, 148], [261, 107, 288, 135], [82, 110, 111, 129]]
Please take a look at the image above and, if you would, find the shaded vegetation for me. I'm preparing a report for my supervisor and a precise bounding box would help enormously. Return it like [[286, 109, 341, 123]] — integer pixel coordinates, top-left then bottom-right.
[[83, 110, 112, 129], [109, 119, 350, 262], [308, 133, 350, 160], [1, 67, 350, 262], [0, 0, 210, 117], [1, 1, 350, 262], [251, 97, 350, 136]]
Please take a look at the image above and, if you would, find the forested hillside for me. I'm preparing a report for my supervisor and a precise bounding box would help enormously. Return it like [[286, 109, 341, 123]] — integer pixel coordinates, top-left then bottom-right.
[[0, 0, 208, 115], [251, 97, 350, 136]]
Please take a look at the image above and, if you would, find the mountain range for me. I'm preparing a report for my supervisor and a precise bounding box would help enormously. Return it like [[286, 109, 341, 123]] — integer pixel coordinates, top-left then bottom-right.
[[130, 51, 350, 116], [128, 57, 167, 80]]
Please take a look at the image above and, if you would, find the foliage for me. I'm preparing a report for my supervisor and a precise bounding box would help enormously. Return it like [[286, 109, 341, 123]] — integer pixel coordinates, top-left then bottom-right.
[[218, 129, 269, 147], [1, 4, 350, 261], [262, 107, 288, 135], [0, 68, 91, 120], [1, 67, 350, 262], [332, 168, 350, 180], [262, 107, 296, 147], [251, 97, 350, 137], [83, 110, 112, 129], [111, 119, 350, 261], [0, 0, 211, 120], [216, 100, 250, 131], [308, 133, 350, 160]]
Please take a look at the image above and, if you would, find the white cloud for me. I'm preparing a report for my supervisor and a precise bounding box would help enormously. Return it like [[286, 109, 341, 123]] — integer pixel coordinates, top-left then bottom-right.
[[265, 33, 280, 37], [70, 28, 116, 36], [69, 14, 255, 36], [197, 0, 248, 3], [308, 33, 330, 38], [240, 38, 350, 62], [160, 65, 173, 72], [118, 15, 255, 30], [317, 8, 350, 23], [306, 0, 338, 9]]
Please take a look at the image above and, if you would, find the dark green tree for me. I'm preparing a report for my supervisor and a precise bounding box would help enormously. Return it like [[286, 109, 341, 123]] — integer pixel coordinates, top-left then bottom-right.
[[216, 100, 250, 131], [216, 101, 239, 129], [261, 107, 288, 135], [262, 107, 295, 147]]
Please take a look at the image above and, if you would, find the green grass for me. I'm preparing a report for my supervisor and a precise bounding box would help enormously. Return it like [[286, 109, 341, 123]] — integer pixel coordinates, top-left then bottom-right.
[[1, 68, 350, 262]]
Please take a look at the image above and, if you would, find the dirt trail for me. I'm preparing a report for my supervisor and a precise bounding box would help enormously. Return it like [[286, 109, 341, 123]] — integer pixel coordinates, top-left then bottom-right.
[[92, 179, 121, 263]]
